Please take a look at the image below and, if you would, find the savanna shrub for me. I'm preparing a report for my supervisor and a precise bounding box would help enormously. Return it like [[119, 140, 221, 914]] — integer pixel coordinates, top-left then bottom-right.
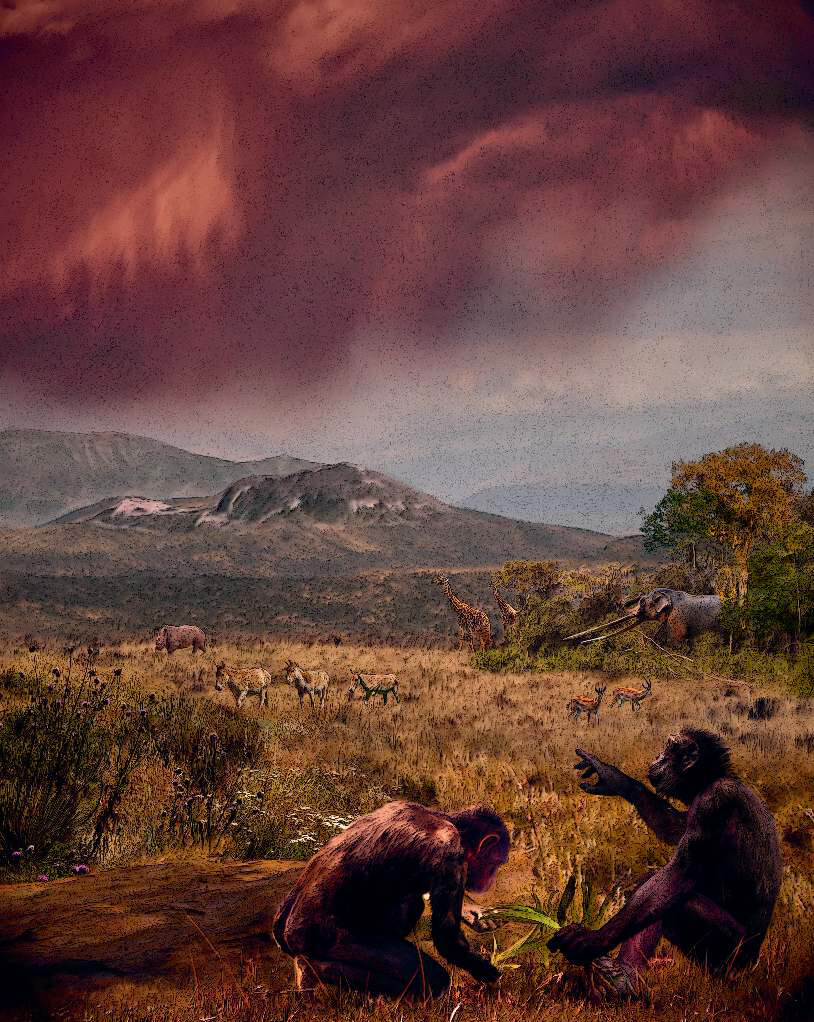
[[0, 675, 148, 857], [232, 765, 388, 861], [0, 667, 41, 699], [149, 696, 263, 789]]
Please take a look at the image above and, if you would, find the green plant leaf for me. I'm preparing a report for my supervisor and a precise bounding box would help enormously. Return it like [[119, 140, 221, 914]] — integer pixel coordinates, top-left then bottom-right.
[[556, 872, 577, 923], [593, 880, 622, 927], [581, 874, 593, 924], [485, 904, 561, 929], [491, 926, 555, 967]]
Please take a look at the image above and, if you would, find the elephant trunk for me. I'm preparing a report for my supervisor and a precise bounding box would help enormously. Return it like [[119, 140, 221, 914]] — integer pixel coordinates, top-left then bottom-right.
[[578, 617, 643, 645], [563, 612, 638, 642]]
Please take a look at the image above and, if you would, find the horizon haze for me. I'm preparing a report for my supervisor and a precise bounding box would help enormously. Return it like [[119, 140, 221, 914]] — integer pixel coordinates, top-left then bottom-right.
[[1, 1, 812, 533]]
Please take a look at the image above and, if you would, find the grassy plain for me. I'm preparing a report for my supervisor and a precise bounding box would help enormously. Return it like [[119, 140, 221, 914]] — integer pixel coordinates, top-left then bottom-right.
[[1, 639, 813, 1022]]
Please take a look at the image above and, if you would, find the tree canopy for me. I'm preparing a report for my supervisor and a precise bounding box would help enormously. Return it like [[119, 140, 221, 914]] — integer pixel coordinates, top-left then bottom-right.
[[642, 443, 807, 602], [641, 443, 811, 651]]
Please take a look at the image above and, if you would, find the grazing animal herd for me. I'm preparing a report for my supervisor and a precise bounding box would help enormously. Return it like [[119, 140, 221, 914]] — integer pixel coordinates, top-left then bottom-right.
[[153, 625, 405, 713], [150, 581, 712, 719], [566, 678, 653, 722], [154, 621, 652, 726]]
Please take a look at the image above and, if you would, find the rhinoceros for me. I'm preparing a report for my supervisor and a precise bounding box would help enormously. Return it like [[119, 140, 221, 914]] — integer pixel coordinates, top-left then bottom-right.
[[154, 624, 207, 654]]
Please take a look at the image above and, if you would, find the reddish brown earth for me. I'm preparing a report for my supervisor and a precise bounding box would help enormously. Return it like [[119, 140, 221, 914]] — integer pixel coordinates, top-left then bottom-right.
[[0, 859, 304, 1020]]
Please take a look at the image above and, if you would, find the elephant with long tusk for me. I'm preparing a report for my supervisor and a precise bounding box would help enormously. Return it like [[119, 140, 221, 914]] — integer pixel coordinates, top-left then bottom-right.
[[565, 588, 722, 648]]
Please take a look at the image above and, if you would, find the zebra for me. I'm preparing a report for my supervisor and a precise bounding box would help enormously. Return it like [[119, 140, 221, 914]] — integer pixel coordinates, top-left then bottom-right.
[[284, 659, 329, 710], [214, 661, 270, 709], [347, 672, 400, 706]]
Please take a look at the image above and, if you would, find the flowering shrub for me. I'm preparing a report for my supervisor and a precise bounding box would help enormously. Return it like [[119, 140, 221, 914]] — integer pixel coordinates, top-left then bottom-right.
[[156, 738, 268, 854], [231, 765, 388, 861], [0, 662, 150, 861]]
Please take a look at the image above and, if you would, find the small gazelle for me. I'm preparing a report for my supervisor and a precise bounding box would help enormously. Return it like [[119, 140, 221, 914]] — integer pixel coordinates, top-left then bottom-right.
[[611, 677, 652, 712], [566, 684, 607, 723]]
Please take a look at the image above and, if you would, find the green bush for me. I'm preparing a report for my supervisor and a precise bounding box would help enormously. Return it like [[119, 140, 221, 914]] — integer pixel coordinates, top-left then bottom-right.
[[0, 674, 149, 860], [476, 631, 813, 695]]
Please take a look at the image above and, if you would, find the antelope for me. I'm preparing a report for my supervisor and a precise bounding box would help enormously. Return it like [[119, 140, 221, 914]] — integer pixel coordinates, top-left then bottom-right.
[[284, 659, 329, 710], [566, 684, 607, 723], [214, 661, 270, 709], [347, 671, 400, 705], [611, 677, 652, 711]]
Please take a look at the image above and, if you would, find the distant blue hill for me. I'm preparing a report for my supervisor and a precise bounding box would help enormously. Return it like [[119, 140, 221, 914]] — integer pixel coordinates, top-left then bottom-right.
[[462, 481, 665, 537]]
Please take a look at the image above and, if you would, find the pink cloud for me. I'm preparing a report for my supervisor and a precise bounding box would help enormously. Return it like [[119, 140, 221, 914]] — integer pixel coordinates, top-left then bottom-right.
[[0, 0, 811, 401]]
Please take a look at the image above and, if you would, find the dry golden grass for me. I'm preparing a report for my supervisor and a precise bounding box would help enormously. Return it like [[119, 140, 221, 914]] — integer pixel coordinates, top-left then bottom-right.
[[2, 639, 813, 1022]]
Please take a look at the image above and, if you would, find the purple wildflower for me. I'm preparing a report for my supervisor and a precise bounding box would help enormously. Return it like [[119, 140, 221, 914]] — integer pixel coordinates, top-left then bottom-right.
[[11, 850, 22, 861], [72, 864, 90, 876], [35, 874, 49, 882]]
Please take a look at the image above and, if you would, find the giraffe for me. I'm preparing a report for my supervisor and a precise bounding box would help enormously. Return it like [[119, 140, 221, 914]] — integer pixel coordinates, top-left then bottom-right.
[[434, 575, 493, 652], [490, 574, 519, 638]]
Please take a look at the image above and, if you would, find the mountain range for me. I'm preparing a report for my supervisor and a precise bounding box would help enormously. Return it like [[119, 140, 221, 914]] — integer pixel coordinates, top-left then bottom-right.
[[2, 461, 648, 578], [463, 481, 666, 536], [0, 429, 653, 577], [0, 428, 320, 527], [0, 428, 657, 640]]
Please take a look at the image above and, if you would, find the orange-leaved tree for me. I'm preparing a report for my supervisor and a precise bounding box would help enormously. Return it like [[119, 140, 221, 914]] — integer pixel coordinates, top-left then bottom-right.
[[669, 444, 807, 603]]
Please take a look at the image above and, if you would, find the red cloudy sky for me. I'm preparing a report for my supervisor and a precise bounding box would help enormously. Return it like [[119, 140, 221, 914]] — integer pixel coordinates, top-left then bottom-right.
[[2, 1, 813, 530]]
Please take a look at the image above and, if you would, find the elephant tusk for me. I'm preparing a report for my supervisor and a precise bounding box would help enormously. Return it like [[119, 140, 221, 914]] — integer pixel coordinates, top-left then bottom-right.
[[564, 614, 636, 641], [579, 619, 643, 645]]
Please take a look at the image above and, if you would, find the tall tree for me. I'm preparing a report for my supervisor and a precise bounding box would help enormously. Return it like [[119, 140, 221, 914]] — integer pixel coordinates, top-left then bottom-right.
[[749, 519, 814, 654], [640, 486, 720, 571], [644, 444, 807, 603]]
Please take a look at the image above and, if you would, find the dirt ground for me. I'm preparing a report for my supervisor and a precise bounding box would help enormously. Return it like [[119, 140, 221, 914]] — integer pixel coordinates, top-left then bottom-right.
[[0, 858, 302, 1020]]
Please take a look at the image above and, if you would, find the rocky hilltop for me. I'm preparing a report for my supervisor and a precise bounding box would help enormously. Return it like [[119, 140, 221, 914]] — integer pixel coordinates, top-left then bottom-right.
[[0, 428, 321, 526]]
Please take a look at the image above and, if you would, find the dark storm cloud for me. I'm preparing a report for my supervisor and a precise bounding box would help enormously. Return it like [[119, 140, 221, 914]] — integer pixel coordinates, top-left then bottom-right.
[[1, 0, 813, 402]]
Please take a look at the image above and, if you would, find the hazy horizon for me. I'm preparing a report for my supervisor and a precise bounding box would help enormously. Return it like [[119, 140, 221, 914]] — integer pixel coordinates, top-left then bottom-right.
[[2, 2, 812, 535], [2, 419, 811, 537]]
